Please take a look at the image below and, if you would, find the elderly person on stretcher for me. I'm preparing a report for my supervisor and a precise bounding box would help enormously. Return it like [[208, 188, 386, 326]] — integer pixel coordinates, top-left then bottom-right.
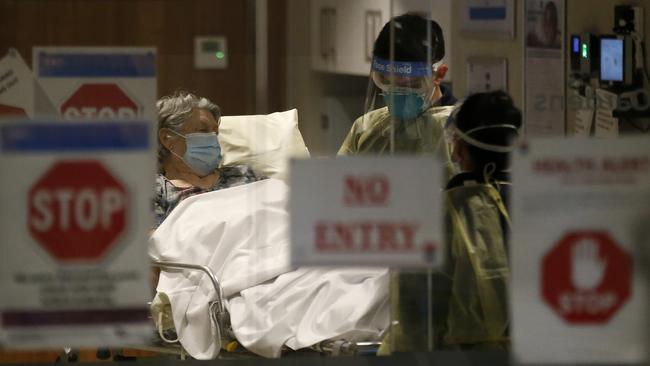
[[149, 91, 389, 359]]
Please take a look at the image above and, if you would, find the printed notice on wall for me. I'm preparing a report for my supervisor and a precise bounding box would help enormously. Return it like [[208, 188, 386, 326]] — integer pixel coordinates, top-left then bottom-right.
[[524, 0, 566, 136]]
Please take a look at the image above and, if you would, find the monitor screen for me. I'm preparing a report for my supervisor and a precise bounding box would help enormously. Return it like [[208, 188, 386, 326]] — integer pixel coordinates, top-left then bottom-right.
[[600, 38, 624, 82]]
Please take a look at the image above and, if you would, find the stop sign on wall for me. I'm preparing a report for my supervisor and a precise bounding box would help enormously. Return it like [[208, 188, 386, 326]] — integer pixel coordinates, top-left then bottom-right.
[[542, 230, 633, 324], [28, 160, 128, 261], [60, 83, 139, 120]]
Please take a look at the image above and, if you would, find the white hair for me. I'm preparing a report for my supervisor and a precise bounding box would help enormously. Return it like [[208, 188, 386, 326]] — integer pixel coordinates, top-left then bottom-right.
[[156, 91, 221, 172]]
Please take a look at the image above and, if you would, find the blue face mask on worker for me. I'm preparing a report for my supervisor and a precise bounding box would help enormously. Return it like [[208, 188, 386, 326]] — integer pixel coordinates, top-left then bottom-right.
[[371, 57, 435, 121], [169, 130, 222, 176], [382, 92, 428, 121]]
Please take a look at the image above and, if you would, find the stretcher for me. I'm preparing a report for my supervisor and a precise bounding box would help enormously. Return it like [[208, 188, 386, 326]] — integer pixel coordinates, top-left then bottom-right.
[[146, 110, 388, 359]]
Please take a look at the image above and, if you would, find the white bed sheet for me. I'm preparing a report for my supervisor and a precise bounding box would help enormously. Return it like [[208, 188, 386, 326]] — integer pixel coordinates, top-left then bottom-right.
[[150, 179, 389, 358]]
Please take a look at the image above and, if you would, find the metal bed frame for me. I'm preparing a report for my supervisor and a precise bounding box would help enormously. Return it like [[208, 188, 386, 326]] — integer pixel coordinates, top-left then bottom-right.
[[150, 260, 382, 358]]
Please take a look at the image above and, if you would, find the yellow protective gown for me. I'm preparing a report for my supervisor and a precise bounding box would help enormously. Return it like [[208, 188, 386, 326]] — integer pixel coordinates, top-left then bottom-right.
[[338, 106, 454, 158], [441, 180, 511, 349], [381, 178, 511, 353], [338, 105, 471, 353]]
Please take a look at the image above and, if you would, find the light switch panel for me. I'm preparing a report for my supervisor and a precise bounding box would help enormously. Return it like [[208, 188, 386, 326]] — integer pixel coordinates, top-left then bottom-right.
[[466, 57, 507, 94]]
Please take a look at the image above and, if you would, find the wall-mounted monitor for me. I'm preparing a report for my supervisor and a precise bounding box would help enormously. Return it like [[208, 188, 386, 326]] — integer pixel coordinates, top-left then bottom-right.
[[599, 35, 634, 86]]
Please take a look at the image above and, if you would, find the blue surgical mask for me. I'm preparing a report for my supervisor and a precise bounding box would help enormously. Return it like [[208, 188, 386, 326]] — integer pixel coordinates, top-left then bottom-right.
[[383, 92, 428, 121], [170, 131, 222, 176]]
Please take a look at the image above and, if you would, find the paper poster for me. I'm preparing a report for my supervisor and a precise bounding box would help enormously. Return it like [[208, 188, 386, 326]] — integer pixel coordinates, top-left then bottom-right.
[[594, 88, 619, 137], [0, 120, 155, 348], [290, 157, 444, 268], [572, 92, 595, 137], [33, 47, 156, 122], [511, 137, 650, 364], [524, 0, 566, 136], [0, 49, 56, 119]]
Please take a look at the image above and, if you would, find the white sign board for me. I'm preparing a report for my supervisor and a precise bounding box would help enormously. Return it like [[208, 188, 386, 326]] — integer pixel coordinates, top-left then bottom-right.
[[0, 120, 154, 348], [0, 48, 56, 119], [33, 47, 156, 122], [290, 157, 444, 268], [511, 137, 650, 364]]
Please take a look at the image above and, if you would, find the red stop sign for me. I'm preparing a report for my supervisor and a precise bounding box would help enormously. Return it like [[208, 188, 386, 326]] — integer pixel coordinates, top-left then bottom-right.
[[542, 231, 632, 324], [28, 161, 128, 261], [60, 83, 139, 120], [0, 104, 28, 118]]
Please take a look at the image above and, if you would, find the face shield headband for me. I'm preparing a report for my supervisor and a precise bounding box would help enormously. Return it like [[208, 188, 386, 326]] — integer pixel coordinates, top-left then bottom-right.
[[450, 124, 521, 153], [371, 57, 433, 78], [371, 57, 437, 93], [370, 57, 441, 121]]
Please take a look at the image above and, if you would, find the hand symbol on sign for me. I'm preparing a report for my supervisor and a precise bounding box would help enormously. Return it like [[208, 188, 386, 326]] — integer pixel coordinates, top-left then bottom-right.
[[571, 238, 607, 290]]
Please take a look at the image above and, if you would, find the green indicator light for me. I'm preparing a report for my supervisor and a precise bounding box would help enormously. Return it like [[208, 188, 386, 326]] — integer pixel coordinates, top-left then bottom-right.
[[215, 51, 225, 60], [581, 44, 588, 59]]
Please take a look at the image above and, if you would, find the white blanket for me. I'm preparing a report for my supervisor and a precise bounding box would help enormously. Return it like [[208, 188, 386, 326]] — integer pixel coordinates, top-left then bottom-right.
[[150, 179, 389, 358]]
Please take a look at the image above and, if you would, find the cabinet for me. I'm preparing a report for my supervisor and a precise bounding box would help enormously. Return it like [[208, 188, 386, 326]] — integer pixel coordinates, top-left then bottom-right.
[[311, 0, 389, 75], [310, 0, 452, 78]]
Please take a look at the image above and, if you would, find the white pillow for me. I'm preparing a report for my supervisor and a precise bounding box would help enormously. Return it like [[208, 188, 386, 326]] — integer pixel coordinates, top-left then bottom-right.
[[219, 109, 309, 181]]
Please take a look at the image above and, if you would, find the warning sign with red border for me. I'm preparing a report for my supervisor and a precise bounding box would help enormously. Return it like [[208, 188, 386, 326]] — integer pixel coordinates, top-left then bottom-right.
[[0, 120, 154, 348], [511, 137, 650, 364], [0, 48, 56, 119]]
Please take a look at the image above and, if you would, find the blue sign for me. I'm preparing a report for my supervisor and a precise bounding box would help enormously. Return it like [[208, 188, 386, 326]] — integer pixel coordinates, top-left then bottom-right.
[[1, 121, 150, 152], [469, 6, 507, 20], [37, 52, 156, 78]]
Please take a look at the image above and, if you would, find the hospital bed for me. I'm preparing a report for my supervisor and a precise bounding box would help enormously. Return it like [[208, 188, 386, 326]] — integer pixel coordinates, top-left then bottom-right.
[[147, 109, 388, 359]]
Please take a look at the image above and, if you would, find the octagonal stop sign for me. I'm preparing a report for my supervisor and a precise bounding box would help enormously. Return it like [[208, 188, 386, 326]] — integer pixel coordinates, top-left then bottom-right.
[[28, 161, 128, 262], [542, 231, 632, 324], [60, 83, 139, 120]]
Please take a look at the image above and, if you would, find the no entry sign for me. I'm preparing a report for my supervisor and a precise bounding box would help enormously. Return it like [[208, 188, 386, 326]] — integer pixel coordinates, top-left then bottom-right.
[[290, 157, 444, 268], [542, 230, 632, 324], [28, 160, 128, 261]]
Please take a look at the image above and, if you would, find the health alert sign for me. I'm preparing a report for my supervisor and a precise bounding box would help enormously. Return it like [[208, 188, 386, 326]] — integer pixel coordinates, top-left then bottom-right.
[[510, 137, 650, 364], [290, 157, 444, 268], [33, 47, 156, 122], [0, 120, 154, 348]]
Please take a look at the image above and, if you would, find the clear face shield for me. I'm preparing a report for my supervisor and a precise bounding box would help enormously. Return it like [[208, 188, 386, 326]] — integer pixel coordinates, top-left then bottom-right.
[[360, 58, 443, 155], [359, 16, 445, 155], [363, 58, 440, 122]]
